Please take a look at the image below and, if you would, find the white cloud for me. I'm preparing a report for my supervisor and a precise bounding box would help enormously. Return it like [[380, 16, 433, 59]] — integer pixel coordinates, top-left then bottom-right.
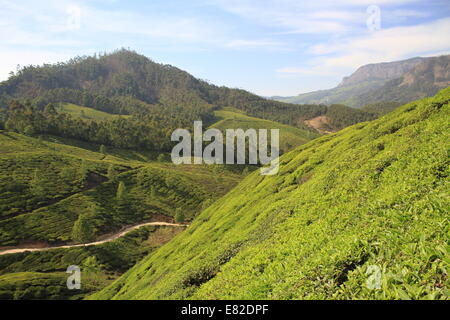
[[278, 17, 450, 82], [210, 0, 421, 34], [319, 17, 450, 69]]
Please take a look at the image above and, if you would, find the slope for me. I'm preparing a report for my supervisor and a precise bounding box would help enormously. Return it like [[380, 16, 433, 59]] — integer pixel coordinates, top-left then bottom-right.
[[0, 132, 241, 247], [57, 103, 130, 121], [92, 87, 450, 300], [211, 108, 320, 152], [0, 49, 376, 140]]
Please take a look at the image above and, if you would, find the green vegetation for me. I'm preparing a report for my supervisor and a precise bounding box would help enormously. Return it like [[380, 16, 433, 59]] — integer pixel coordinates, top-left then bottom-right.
[[323, 104, 378, 131], [361, 102, 402, 116], [211, 108, 320, 153], [0, 225, 183, 299], [57, 103, 129, 121], [1, 50, 448, 301], [71, 214, 95, 243], [175, 208, 185, 223], [92, 88, 450, 300], [0, 49, 383, 151], [0, 272, 104, 300], [0, 131, 240, 246]]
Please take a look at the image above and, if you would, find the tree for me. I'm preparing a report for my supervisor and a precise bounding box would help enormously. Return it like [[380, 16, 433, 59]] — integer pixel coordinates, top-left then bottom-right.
[[82, 256, 105, 286], [23, 125, 35, 136], [175, 208, 185, 223], [107, 164, 117, 180], [116, 181, 126, 200], [71, 215, 95, 243], [157, 154, 166, 162], [82, 256, 104, 274], [78, 160, 89, 184], [100, 144, 106, 155]]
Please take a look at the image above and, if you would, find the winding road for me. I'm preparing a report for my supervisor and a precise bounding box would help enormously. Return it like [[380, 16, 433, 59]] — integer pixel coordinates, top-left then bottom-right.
[[0, 221, 187, 256]]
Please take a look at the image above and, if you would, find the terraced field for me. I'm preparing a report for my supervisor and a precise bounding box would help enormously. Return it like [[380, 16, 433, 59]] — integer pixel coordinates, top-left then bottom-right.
[[93, 88, 450, 300], [211, 108, 320, 153], [0, 130, 243, 299]]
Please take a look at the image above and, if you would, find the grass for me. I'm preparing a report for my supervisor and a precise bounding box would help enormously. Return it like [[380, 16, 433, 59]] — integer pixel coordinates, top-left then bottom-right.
[[57, 103, 130, 121], [92, 88, 450, 300]]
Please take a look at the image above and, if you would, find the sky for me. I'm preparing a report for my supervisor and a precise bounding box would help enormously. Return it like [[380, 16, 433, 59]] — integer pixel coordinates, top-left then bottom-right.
[[1, 0, 449, 96]]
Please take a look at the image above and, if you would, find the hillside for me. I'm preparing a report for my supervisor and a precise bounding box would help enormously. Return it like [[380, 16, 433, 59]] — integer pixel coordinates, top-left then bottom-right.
[[276, 55, 449, 108], [361, 55, 450, 105], [0, 225, 185, 299], [0, 131, 242, 246], [0, 128, 244, 299], [56, 103, 130, 121], [92, 88, 449, 300], [0, 49, 315, 128], [0, 50, 383, 144], [210, 108, 320, 152]]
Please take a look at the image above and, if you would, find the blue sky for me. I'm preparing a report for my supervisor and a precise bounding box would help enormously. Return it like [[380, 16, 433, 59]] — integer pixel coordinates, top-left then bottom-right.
[[1, 0, 449, 96]]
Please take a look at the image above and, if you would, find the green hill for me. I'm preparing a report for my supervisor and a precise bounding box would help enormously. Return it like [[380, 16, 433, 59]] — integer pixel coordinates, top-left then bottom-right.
[[57, 103, 130, 121], [0, 131, 241, 246], [0, 225, 183, 299], [92, 88, 450, 300], [211, 108, 320, 153], [0, 128, 243, 299], [0, 49, 380, 147]]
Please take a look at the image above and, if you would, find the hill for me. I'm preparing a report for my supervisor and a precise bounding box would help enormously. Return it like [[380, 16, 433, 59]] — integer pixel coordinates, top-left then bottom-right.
[[92, 88, 449, 300], [276, 55, 449, 108], [56, 103, 130, 121], [0, 49, 383, 144], [0, 131, 242, 246], [210, 108, 320, 152], [0, 128, 244, 299]]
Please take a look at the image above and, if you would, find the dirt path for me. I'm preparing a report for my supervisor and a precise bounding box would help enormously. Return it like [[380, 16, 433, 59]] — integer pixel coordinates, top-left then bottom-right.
[[0, 221, 187, 256]]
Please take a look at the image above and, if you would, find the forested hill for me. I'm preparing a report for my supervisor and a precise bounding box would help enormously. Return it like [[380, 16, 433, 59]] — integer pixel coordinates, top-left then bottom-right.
[[0, 49, 376, 134], [92, 87, 450, 300]]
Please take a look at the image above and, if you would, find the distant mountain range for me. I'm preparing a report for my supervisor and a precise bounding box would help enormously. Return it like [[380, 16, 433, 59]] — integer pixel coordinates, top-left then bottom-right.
[[274, 55, 450, 108]]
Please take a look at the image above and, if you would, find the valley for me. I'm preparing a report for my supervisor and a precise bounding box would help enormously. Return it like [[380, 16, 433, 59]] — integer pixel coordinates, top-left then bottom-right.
[[0, 50, 448, 301]]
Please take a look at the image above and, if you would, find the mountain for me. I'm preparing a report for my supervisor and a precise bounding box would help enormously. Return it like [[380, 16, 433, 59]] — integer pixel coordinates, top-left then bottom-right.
[[92, 88, 449, 300], [338, 57, 424, 88], [361, 55, 450, 105], [275, 55, 450, 108], [0, 49, 381, 142]]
